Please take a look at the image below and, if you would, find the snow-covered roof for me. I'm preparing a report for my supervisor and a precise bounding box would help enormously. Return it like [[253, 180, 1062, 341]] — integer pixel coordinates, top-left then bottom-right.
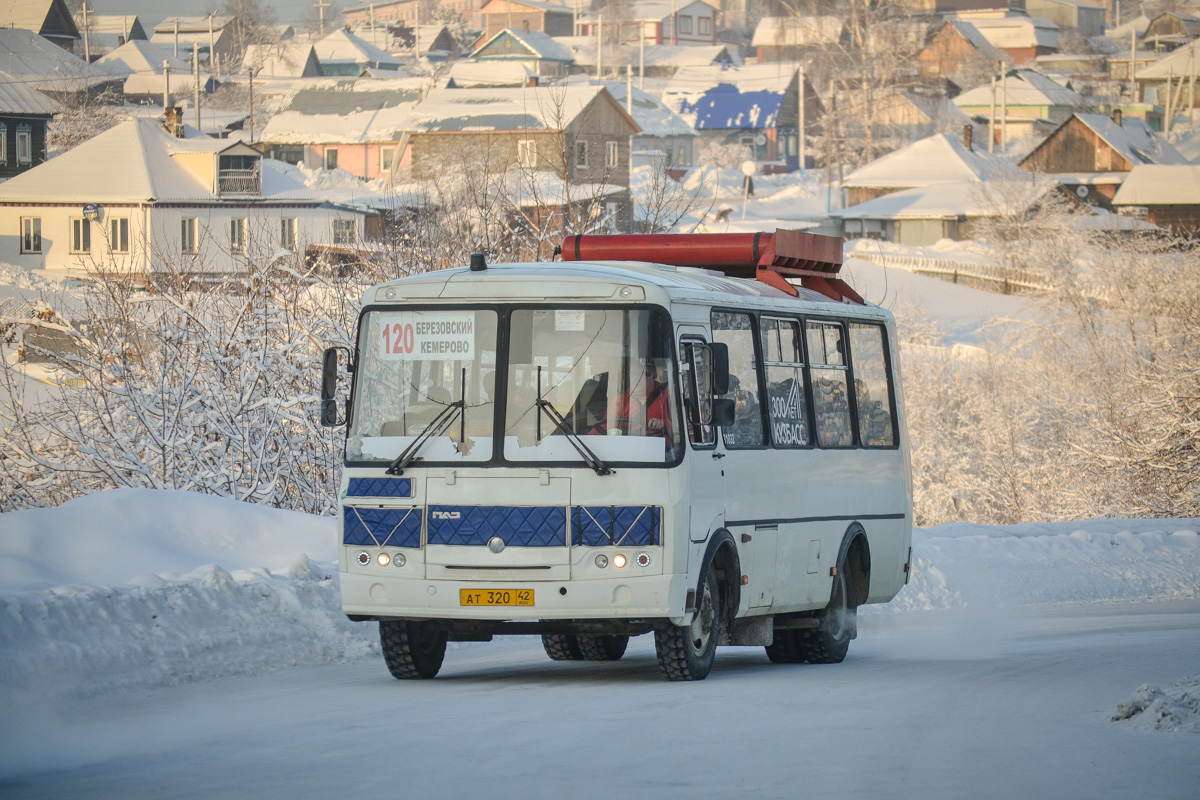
[[313, 28, 403, 68], [472, 28, 576, 62], [842, 133, 1012, 189], [599, 80, 693, 137], [408, 84, 635, 133], [836, 177, 1055, 220], [1111, 164, 1200, 205], [954, 69, 1086, 109], [582, 0, 718, 23], [1072, 113, 1189, 166], [0, 27, 103, 89], [243, 43, 322, 79], [1136, 38, 1200, 79], [0, 0, 77, 36], [944, 20, 993, 50], [640, 44, 735, 68], [0, 69, 61, 114], [1174, 127, 1200, 163], [123, 71, 217, 97], [661, 63, 797, 131], [480, 0, 574, 14], [92, 40, 190, 77], [751, 15, 844, 48], [969, 16, 1059, 50], [444, 60, 536, 87], [153, 16, 235, 34], [1107, 13, 1150, 39], [260, 78, 428, 144]]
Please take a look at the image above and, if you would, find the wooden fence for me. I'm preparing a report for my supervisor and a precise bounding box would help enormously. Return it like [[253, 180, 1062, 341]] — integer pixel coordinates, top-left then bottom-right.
[[850, 252, 1053, 294]]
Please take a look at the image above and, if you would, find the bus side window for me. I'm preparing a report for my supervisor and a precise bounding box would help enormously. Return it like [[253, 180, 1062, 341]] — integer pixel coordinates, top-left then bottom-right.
[[762, 317, 809, 447], [849, 322, 896, 447], [807, 320, 853, 448], [712, 311, 765, 448], [681, 340, 716, 447]]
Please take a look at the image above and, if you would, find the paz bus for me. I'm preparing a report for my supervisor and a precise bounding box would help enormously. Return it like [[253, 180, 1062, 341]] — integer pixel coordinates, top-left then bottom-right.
[[319, 230, 912, 681]]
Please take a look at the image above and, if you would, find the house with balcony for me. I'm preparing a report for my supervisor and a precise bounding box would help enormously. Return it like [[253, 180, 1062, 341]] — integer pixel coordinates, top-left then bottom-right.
[[0, 117, 370, 279]]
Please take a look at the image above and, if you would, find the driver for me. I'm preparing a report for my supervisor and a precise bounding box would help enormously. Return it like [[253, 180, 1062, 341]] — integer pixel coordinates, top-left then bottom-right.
[[599, 361, 673, 440]]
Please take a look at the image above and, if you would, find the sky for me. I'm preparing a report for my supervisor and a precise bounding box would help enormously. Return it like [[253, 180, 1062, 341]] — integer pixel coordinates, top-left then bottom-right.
[[88, 0, 322, 31]]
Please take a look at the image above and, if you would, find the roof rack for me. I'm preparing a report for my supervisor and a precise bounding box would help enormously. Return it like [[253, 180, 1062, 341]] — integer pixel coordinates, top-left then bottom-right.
[[558, 229, 862, 304]]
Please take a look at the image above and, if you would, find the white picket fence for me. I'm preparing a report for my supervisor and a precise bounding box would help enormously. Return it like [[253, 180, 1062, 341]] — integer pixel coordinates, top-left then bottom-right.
[[851, 251, 1053, 294]]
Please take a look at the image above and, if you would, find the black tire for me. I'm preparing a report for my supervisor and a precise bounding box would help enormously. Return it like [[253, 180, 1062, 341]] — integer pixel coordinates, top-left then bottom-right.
[[655, 568, 720, 681], [541, 633, 583, 661], [764, 628, 807, 663], [576, 634, 630, 661], [380, 620, 448, 679], [802, 567, 856, 664]]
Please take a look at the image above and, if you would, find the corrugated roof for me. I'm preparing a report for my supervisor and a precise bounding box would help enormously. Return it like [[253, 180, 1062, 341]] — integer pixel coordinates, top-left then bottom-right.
[[583, 0, 718, 23], [751, 15, 844, 47], [947, 21, 993, 50], [1136, 38, 1200, 79], [1112, 164, 1200, 204], [260, 77, 427, 144], [408, 84, 628, 132], [92, 40, 190, 77], [0, 69, 60, 114], [0, 27, 99, 87], [842, 133, 1012, 189], [662, 63, 796, 131], [600, 80, 693, 137], [472, 28, 575, 62], [970, 16, 1060, 50], [313, 28, 402, 66], [954, 68, 1085, 109], [0, 0, 76, 36], [1073, 113, 1189, 166]]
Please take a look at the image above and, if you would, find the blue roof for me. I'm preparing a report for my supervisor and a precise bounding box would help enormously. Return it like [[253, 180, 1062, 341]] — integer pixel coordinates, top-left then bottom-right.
[[675, 84, 784, 130]]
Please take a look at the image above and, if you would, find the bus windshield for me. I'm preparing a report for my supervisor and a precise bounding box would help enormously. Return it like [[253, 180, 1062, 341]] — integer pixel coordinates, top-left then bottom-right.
[[347, 306, 680, 466]]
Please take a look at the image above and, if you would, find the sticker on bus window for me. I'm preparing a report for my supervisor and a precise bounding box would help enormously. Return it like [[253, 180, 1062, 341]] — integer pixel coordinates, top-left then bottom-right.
[[379, 312, 476, 361], [555, 310, 586, 331]]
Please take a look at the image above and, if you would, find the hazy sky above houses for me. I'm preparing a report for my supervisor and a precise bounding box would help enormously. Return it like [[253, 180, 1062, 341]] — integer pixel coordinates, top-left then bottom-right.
[[90, 0, 324, 31]]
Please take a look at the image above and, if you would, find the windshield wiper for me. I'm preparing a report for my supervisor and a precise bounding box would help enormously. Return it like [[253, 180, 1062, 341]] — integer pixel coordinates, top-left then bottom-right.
[[535, 398, 614, 476], [387, 370, 469, 475]]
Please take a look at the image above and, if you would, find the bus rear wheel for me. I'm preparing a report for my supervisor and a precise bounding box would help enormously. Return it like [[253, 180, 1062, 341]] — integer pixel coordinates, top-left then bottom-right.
[[655, 568, 719, 681], [380, 620, 447, 679], [577, 634, 630, 661], [802, 567, 856, 664], [541, 634, 583, 661]]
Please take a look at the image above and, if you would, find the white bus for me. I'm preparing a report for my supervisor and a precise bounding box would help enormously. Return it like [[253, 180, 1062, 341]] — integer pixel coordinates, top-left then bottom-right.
[[320, 230, 912, 681]]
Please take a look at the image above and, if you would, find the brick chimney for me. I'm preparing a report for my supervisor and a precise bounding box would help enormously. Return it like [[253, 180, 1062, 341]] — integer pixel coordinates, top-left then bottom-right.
[[164, 106, 185, 137], [1112, 108, 1123, 126], [527, 75, 539, 87], [963, 124, 973, 151]]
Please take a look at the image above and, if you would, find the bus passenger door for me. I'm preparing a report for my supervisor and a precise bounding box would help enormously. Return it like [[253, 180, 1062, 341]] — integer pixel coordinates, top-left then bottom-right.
[[678, 330, 724, 547]]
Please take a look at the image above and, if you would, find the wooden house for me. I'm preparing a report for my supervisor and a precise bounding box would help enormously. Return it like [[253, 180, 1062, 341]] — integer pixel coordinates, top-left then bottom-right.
[[1143, 12, 1200, 52], [469, 28, 576, 79], [968, 16, 1060, 65], [916, 21, 994, 81], [1111, 165, 1200, 235], [751, 16, 846, 63], [1019, 112, 1189, 207], [3, 0, 79, 50], [579, 0, 719, 47], [0, 73, 60, 178], [840, 131, 1009, 208], [150, 16, 236, 72], [1024, 0, 1106, 38], [479, 0, 575, 42]]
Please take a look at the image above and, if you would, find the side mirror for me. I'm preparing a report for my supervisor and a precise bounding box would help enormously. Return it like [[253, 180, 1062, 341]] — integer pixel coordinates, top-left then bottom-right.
[[711, 342, 730, 396], [320, 346, 347, 427], [712, 397, 735, 428]]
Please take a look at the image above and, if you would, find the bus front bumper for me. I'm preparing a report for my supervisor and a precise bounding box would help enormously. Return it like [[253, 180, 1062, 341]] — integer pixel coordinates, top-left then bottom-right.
[[340, 571, 693, 626]]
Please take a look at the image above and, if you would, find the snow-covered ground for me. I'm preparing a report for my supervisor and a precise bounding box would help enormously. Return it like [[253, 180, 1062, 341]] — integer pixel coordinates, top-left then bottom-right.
[[1, 490, 1198, 797]]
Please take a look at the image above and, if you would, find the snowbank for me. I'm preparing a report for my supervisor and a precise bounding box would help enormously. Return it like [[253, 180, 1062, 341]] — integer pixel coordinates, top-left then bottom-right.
[[1, 489, 1197, 699], [1113, 674, 1200, 733]]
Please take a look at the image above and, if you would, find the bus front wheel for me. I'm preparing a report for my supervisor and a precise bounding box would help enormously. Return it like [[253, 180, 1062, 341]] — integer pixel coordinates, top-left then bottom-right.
[[577, 634, 629, 661], [655, 568, 720, 681], [380, 620, 447, 679]]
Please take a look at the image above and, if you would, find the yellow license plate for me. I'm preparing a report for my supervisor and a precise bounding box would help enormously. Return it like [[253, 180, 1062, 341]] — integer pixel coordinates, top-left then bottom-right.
[[460, 588, 534, 607]]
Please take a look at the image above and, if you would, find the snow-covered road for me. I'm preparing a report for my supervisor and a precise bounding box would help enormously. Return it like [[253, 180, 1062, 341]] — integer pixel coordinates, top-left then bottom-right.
[[3, 602, 1199, 799]]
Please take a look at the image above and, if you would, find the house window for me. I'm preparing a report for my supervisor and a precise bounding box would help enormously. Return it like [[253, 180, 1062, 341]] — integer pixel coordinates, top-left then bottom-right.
[[21, 217, 41, 253], [324, 148, 339, 170], [606, 140, 619, 168], [273, 146, 304, 165], [575, 140, 588, 169], [16, 125, 31, 165], [110, 217, 129, 253], [71, 218, 91, 253], [0, 123, 6, 164], [698, 16, 711, 35], [516, 139, 537, 168], [380, 146, 396, 172], [281, 217, 297, 250], [604, 200, 619, 232], [678, 15, 692, 34], [230, 218, 248, 252], [181, 217, 199, 254], [332, 218, 357, 244]]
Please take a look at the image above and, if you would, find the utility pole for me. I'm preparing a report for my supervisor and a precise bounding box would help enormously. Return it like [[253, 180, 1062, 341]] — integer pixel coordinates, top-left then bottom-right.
[[315, 0, 331, 38], [989, 75, 996, 153], [194, 42, 201, 131], [626, 64, 632, 114], [80, 2, 92, 63], [174, 18, 179, 58], [208, 13, 216, 76], [163, 60, 170, 109], [597, 14, 603, 79], [416, 2, 421, 57], [639, 24, 645, 90], [798, 65, 806, 170], [671, 0, 677, 46], [1130, 26, 1136, 100], [1000, 62, 1007, 152], [248, 68, 258, 142], [370, 4, 377, 48]]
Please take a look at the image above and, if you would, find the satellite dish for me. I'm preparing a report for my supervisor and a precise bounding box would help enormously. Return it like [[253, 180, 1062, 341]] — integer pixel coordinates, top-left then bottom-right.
[[1075, 185, 1089, 198], [741, 160, 758, 176]]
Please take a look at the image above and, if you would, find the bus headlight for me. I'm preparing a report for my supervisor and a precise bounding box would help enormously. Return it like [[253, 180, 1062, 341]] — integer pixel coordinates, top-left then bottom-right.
[[595, 554, 609, 568], [612, 553, 627, 568], [394, 552, 406, 567], [377, 552, 391, 567]]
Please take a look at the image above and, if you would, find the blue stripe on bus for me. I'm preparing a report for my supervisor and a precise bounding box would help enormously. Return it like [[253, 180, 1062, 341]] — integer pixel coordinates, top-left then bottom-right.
[[343, 506, 423, 548], [427, 506, 567, 547], [346, 477, 413, 498], [573, 506, 660, 547]]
